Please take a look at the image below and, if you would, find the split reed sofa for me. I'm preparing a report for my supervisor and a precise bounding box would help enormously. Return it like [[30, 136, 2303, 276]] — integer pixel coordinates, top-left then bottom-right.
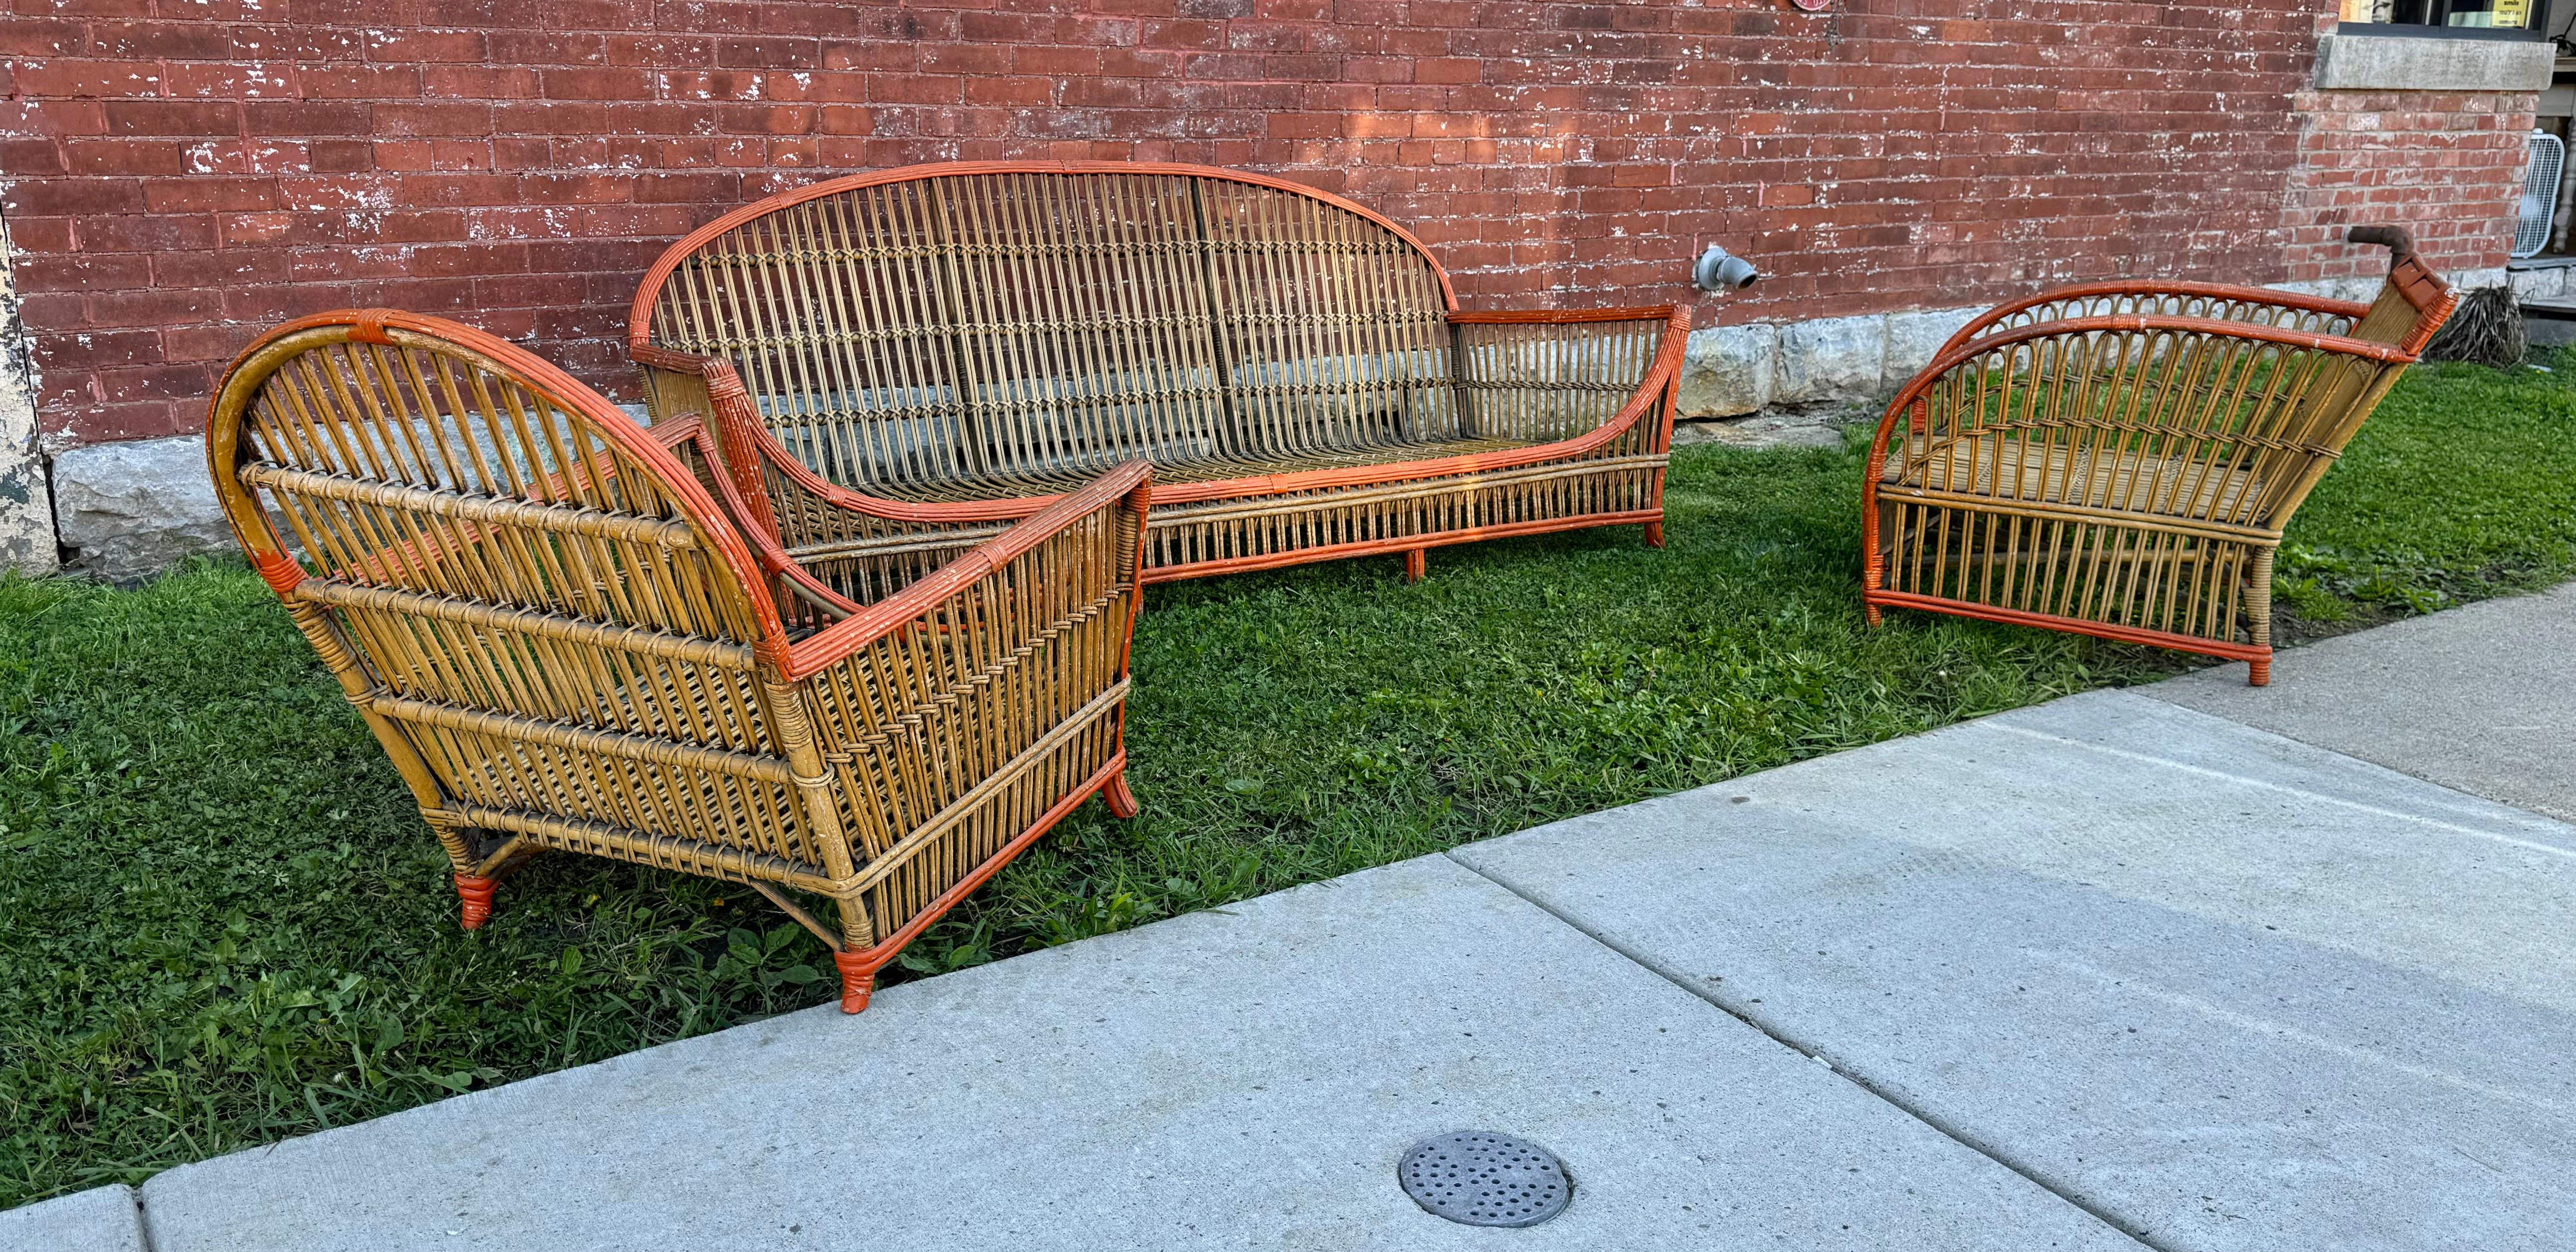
[[208, 309, 1149, 1013], [627, 161, 1691, 585], [1863, 226, 2458, 684]]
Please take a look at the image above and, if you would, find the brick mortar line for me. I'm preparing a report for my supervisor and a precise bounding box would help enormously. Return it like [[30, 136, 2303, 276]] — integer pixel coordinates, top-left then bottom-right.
[[1444, 846, 2171, 1252]]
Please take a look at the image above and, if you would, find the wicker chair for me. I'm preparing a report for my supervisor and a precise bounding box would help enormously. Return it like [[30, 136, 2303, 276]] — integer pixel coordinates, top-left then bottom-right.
[[207, 309, 1150, 1013], [1863, 226, 2458, 685], [627, 161, 1690, 584]]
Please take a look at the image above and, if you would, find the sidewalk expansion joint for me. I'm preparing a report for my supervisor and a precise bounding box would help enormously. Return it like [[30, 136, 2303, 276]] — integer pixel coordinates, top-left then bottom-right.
[[1446, 848, 2173, 1252]]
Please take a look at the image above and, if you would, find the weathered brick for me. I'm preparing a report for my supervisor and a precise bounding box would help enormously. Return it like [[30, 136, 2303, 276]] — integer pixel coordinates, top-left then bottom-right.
[[0, 2, 2532, 447]]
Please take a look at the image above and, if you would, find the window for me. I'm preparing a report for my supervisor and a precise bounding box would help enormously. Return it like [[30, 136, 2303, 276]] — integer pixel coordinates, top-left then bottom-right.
[[2339, 0, 2545, 35]]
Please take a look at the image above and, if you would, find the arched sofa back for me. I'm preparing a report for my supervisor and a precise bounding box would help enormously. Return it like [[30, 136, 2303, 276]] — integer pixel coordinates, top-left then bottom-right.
[[632, 162, 1461, 497]]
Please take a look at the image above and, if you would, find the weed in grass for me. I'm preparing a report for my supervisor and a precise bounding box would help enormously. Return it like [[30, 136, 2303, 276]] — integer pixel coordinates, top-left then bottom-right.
[[3, 351, 2570, 1205]]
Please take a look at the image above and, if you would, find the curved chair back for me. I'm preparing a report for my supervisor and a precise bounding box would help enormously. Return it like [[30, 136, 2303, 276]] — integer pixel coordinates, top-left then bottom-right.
[[207, 311, 816, 883], [630, 162, 1461, 493]]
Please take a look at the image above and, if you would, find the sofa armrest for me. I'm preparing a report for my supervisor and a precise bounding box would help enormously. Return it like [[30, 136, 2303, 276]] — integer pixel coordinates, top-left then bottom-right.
[[1445, 306, 1689, 449]]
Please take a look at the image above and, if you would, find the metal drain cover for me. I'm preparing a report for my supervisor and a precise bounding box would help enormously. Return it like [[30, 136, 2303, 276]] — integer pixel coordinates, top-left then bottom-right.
[[1398, 1131, 1571, 1227]]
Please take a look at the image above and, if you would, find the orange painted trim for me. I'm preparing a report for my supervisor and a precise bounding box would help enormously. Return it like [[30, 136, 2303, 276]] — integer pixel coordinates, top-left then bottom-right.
[[1140, 507, 1665, 583], [251, 550, 305, 596], [781, 460, 1154, 681], [829, 752, 1129, 1007], [1931, 279, 2378, 363], [663, 419, 869, 618], [347, 308, 397, 345], [643, 410, 706, 450], [1447, 306, 1679, 325], [1864, 588, 2272, 665], [2392, 274, 2461, 356], [1147, 304, 1689, 506], [210, 310, 795, 665], [1960, 311, 2416, 365], [629, 159, 1462, 351], [453, 872, 497, 930]]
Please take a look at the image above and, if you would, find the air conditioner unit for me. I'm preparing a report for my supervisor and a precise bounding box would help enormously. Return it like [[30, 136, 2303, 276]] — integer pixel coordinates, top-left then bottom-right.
[[2514, 129, 2561, 260]]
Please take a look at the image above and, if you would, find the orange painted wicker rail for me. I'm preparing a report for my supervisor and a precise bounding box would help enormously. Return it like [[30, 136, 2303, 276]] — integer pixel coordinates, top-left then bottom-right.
[[207, 309, 1150, 1013], [1862, 226, 2458, 685], [627, 161, 1690, 584]]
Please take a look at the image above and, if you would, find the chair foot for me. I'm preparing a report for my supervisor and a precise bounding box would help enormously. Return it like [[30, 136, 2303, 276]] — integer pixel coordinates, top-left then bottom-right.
[[2247, 656, 2271, 687], [1402, 548, 1426, 582], [1103, 771, 1140, 819], [834, 950, 876, 1014], [1864, 604, 1882, 628], [453, 873, 497, 931], [1643, 521, 1665, 549]]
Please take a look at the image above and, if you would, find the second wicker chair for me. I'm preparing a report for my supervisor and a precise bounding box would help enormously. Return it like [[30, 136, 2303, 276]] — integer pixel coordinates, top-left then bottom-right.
[[1863, 226, 2457, 684]]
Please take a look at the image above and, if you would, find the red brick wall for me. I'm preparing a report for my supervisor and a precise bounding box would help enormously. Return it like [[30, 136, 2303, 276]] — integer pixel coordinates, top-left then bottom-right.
[[0, 1, 2519, 446], [2280, 88, 2533, 287]]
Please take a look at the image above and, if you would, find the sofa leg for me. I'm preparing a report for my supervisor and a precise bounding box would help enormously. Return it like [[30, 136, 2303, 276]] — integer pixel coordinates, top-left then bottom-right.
[[1643, 521, 1665, 549], [1103, 770, 1140, 819], [2248, 654, 2272, 687], [834, 951, 876, 1014], [1402, 548, 1426, 582], [453, 873, 497, 931]]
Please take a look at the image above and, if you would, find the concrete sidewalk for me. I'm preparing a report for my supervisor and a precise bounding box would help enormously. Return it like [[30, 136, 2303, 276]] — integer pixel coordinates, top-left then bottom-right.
[[8, 587, 2569, 1251]]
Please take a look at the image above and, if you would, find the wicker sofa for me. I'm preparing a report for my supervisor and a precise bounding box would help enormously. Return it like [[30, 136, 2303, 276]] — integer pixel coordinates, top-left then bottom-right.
[[1863, 226, 2458, 684], [207, 309, 1150, 1013], [626, 161, 1690, 584]]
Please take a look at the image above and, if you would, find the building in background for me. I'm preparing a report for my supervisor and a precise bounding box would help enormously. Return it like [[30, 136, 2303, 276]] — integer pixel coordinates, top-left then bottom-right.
[[0, 0, 2558, 577]]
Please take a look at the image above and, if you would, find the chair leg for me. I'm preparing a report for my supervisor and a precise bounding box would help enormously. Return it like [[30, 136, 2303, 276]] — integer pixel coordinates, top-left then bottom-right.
[[1643, 521, 1665, 549], [1103, 770, 1140, 819], [834, 950, 876, 1014], [453, 873, 497, 931], [1402, 548, 1426, 582], [1864, 604, 1882, 628], [2247, 549, 2275, 688]]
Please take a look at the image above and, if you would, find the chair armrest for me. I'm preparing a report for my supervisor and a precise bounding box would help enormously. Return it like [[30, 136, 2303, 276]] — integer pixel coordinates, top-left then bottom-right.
[[1445, 306, 1689, 449], [781, 461, 1151, 861], [632, 344, 721, 427]]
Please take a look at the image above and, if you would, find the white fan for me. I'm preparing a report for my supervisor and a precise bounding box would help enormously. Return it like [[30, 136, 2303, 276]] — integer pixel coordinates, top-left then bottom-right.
[[2513, 129, 2561, 260]]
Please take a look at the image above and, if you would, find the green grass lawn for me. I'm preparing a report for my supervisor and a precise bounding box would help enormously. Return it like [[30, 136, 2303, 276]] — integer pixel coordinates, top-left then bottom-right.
[[5, 353, 2572, 1206]]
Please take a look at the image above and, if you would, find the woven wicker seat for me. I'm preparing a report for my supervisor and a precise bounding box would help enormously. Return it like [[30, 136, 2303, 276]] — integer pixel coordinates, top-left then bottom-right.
[[1884, 435, 2268, 520], [629, 161, 1690, 583], [208, 309, 1150, 1013], [1863, 226, 2458, 685]]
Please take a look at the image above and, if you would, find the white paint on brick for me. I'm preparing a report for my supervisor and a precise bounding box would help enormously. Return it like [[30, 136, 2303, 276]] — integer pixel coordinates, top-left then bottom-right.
[[0, 221, 60, 575]]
